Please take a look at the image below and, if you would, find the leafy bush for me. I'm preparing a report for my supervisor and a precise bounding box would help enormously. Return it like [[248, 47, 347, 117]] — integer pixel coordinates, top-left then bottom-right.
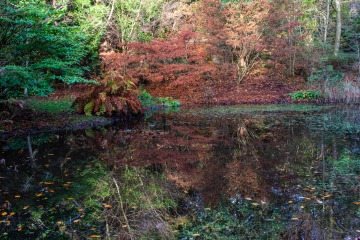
[[72, 75, 144, 117], [307, 65, 360, 102], [289, 89, 322, 100], [0, 1, 104, 99], [138, 90, 181, 108]]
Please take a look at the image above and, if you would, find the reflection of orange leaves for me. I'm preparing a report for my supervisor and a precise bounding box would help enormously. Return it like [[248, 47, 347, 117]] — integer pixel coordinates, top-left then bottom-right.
[[35, 193, 42, 197]]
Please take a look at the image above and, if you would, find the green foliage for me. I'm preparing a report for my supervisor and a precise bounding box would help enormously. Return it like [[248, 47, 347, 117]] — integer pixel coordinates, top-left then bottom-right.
[[178, 198, 285, 239], [26, 99, 73, 114], [113, 0, 166, 43], [0, 1, 105, 99], [138, 90, 181, 108], [289, 89, 322, 100], [308, 66, 344, 87], [121, 167, 177, 210]]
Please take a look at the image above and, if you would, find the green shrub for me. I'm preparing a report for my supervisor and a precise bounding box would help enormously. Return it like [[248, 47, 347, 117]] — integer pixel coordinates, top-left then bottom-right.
[[138, 90, 181, 108], [289, 90, 322, 100]]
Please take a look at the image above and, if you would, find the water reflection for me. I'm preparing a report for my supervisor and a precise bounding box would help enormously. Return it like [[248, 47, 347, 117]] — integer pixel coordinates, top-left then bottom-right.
[[0, 104, 359, 239]]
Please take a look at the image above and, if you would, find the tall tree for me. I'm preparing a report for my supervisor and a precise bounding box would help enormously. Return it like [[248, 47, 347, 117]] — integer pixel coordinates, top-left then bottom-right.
[[334, 0, 342, 55]]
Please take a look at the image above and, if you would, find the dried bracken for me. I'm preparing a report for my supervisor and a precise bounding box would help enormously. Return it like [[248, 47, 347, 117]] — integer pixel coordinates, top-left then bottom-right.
[[72, 74, 144, 117]]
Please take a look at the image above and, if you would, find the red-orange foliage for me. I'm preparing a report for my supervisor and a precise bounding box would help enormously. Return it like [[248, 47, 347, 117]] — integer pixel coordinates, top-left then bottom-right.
[[100, 0, 306, 104]]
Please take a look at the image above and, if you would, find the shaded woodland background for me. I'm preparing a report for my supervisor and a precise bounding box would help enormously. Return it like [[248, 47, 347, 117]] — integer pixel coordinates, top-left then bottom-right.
[[1, 0, 360, 105]]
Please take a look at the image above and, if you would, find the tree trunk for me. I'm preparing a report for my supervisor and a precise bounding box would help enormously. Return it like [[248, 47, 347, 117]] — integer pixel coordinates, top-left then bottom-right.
[[324, 0, 330, 42], [334, 0, 341, 56]]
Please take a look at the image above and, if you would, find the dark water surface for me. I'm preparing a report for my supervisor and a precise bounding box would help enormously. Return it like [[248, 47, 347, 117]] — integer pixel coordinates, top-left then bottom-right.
[[1, 104, 359, 239]]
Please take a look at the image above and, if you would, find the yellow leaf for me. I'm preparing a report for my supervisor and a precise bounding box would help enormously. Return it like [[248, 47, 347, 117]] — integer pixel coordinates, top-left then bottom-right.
[[2, 212, 7, 216], [89, 235, 102, 238], [288, 200, 293, 204], [192, 233, 200, 237], [78, 208, 83, 212], [9, 212, 15, 216], [305, 198, 311, 201], [324, 194, 331, 198], [103, 204, 112, 209], [23, 206, 29, 210], [300, 206, 305, 209], [67, 198, 74, 201], [14, 195, 20, 198]]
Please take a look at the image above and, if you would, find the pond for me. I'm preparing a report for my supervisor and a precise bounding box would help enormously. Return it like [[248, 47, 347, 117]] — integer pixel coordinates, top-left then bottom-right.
[[0, 104, 359, 239]]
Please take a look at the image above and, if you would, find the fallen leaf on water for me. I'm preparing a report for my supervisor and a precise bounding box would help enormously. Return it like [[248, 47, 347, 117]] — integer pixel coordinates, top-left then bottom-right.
[[122, 225, 128, 228], [14, 195, 20, 198], [23, 206, 29, 210], [192, 234, 200, 237], [251, 202, 259, 206], [2, 212, 7, 216], [244, 197, 252, 201], [305, 198, 311, 201], [44, 182, 54, 185], [324, 194, 331, 198], [354, 202, 360, 205], [17, 225, 22, 231], [78, 208, 83, 212], [291, 218, 299, 220], [9, 212, 15, 216], [102, 204, 112, 209], [89, 235, 101, 239], [67, 198, 74, 201], [300, 206, 305, 209], [73, 219, 81, 223], [288, 200, 293, 204], [204, 208, 211, 211], [6, 221, 10, 226], [35, 193, 42, 197], [49, 189, 55, 193], [59, 226, 66, 231]]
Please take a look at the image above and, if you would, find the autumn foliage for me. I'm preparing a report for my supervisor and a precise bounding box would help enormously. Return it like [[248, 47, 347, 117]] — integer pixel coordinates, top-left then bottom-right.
[[72, 74, 144, 116], [99, 0, 306, 104]]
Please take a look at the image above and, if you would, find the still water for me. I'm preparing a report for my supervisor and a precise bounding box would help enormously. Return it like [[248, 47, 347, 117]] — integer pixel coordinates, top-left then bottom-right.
[[0, 104, 359, 239]]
